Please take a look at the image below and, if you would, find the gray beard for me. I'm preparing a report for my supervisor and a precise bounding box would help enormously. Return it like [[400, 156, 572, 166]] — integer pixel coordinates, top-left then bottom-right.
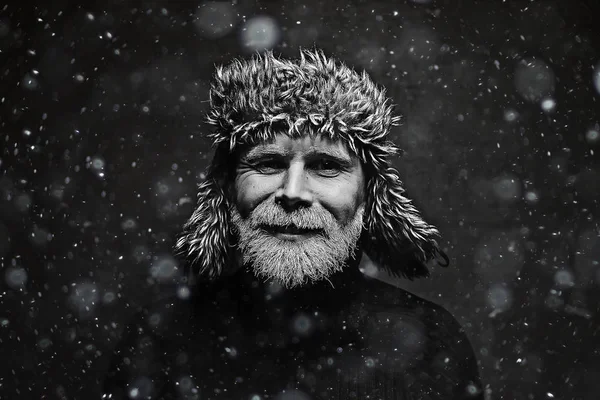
[[229, 201, 365, 289]]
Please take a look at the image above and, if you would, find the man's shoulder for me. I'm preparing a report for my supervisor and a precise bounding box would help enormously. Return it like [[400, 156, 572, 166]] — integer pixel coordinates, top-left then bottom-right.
[[361, 274, 461, 328], [359, 276, 484, 398], [356, 279, 473, 368]]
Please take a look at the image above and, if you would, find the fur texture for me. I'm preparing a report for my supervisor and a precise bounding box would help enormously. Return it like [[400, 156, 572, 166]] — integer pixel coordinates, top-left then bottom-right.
[[175, 48, 447, 281]]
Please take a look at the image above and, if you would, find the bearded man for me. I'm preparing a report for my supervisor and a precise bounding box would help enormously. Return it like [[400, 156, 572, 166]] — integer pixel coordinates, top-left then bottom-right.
[[102, 49, 483, 400]]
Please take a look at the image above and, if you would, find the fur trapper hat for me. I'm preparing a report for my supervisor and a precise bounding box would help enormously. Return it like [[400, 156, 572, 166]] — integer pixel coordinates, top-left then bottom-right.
[[175, 48, 447, 281]]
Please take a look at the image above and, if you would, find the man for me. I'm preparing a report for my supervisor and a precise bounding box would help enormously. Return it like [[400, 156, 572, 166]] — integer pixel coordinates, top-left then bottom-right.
[[102, 49, 483, 399]]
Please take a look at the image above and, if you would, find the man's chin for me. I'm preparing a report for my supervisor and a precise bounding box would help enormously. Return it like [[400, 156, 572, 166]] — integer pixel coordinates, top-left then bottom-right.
[[231, 205, 365, 289], [244, 239, 344, 289]]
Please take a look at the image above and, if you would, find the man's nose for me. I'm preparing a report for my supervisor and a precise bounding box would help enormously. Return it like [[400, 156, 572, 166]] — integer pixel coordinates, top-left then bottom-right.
[[275, 162, 313, 210]]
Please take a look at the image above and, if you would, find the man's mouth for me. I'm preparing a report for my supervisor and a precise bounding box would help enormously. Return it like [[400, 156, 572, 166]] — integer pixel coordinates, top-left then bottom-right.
[[262, 224, 322, 235]]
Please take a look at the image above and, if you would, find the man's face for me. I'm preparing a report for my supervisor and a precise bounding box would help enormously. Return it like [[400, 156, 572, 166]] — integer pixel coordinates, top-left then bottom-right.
[[229, 133, 366, 288]]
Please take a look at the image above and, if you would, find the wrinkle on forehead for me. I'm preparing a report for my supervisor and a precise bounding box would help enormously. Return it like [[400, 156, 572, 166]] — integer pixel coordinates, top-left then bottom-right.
[[239, 132, 358, 161]]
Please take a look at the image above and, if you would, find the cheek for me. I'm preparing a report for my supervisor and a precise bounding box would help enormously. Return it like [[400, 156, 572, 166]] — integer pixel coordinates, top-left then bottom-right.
[[319, 175, 365, 225], [233, 174, 278, 217]]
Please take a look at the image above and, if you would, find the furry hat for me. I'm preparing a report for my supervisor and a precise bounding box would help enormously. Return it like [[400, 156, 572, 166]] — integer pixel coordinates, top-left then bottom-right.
[[175, 48, 448, 281]]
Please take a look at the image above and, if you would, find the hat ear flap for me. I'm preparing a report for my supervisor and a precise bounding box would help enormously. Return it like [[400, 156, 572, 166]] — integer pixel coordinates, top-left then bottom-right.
[[174, 172, 232, 281], [362, 167, 446, 280]]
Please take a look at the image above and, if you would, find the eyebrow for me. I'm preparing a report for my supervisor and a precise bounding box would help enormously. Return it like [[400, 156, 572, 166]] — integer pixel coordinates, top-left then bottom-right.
[[243, 145, 354, 164]]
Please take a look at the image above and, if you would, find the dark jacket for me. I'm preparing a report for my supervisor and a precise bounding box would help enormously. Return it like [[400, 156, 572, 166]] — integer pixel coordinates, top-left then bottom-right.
[[102, 264, 483, 400]]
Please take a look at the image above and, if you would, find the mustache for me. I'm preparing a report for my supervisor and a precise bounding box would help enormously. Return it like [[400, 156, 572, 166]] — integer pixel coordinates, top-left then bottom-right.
[[245, 202, 334, 231]]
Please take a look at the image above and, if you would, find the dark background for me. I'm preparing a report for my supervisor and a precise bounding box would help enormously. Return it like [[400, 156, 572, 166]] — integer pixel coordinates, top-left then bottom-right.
[[1, 0, 599, 398]]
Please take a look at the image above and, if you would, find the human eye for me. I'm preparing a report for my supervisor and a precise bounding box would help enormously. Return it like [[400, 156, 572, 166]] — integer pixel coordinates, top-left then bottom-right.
[[253, 158, 286, 174], [310, 158, 343, 177]]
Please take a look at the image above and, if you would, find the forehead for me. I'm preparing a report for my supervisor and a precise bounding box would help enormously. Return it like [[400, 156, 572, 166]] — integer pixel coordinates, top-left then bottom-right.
[[241, 133, 356, 159]]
